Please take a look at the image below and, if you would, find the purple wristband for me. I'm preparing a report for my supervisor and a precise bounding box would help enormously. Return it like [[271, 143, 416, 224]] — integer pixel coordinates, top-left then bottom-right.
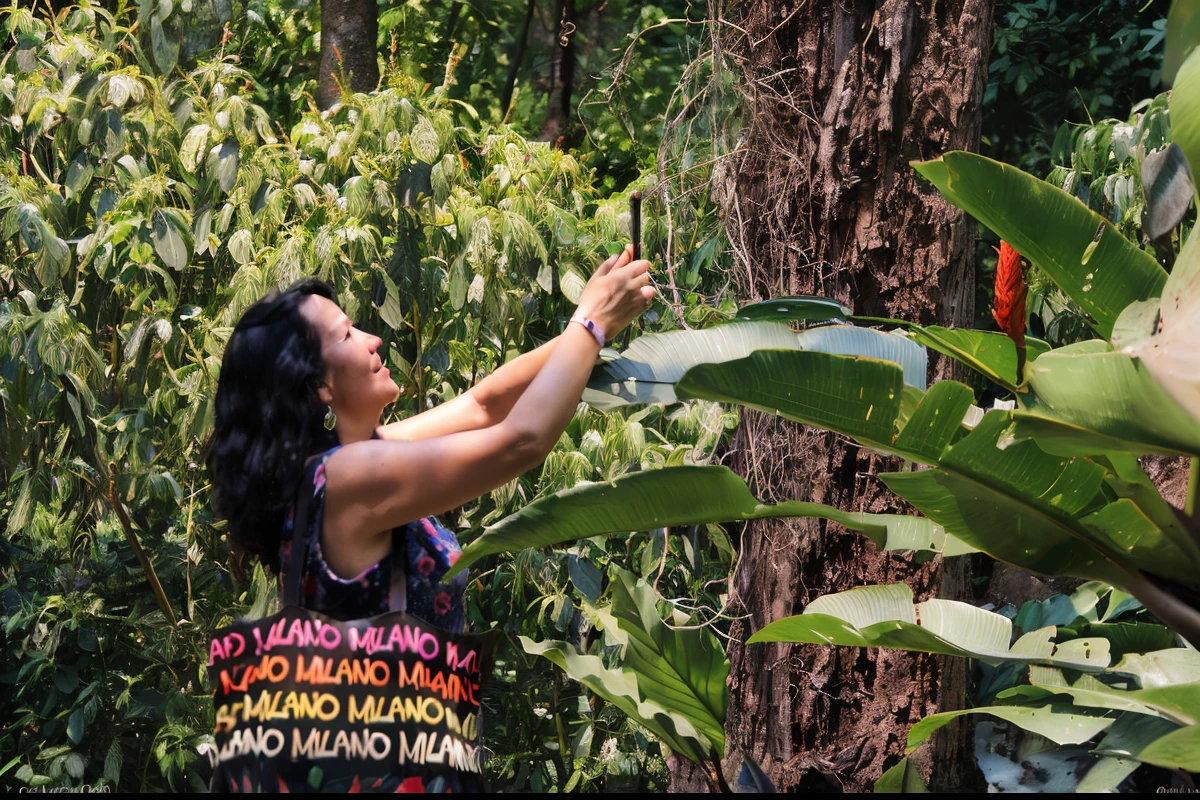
[[569, 314, 606, 346]]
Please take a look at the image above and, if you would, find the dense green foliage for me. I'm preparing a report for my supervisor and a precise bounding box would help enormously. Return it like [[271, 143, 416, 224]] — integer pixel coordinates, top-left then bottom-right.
[[0, 0, 739, 791], [983, 0, 1172, 175], [3, 0, 1198, 793]]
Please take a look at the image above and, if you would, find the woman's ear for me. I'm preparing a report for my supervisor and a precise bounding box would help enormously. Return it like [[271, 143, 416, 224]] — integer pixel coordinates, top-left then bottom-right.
[[316, 379, 334, 407]]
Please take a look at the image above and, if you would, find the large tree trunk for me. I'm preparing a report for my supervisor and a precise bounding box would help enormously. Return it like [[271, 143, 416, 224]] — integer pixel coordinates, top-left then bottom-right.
[[317, 0, 380, 109], [706, 0, 995, 792]]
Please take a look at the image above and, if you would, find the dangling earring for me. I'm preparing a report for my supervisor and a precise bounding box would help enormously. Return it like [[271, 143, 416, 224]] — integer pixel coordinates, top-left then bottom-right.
[[323, 406, 337, 430]]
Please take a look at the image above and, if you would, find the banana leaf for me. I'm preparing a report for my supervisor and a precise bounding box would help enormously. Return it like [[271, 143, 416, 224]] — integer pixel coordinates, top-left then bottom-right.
[[675, 349, 907, 452], [912, 152, 1167, 339], [1127, 138, 1200, 420], [881, 323, 1051, 391], [874, 757, 928, 793], [748, 582, 1111, 670], [1004, 666, 1200, 726], [1011, 341, 1200, 457], [734, 295, 852, 324], [907, 704, 1117, 753], [1166, 0, 1200, 86], [583, 321, 926, 410], [1171, 44, 1200, 192], [880, 412, 1200, 588], [446, 464, 974, 579]]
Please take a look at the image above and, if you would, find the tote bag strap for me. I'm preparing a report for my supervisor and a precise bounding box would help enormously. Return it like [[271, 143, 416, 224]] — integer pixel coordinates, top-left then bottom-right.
[[388, 526, 408, 613], [281, 455, 322, 607]]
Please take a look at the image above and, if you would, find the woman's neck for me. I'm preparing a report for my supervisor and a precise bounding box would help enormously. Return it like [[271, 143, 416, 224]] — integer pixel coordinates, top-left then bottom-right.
[[334, 416, 379, 445]]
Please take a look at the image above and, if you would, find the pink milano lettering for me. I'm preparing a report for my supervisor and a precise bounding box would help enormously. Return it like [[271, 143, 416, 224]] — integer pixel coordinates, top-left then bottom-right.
[[215, 618, 345, 657], [347, 625, 444, 661]]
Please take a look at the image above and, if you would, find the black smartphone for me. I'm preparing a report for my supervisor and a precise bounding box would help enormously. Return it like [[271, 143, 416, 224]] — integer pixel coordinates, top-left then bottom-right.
[[630, 191, 642, 260]]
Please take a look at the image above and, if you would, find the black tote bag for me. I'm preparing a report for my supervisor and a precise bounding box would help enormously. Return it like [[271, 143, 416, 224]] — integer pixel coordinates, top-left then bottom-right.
[[208, 456, 496, 792]]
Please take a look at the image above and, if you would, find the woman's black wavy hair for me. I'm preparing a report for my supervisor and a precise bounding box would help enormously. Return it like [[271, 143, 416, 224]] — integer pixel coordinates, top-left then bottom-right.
[[205, 278, 341, 569]]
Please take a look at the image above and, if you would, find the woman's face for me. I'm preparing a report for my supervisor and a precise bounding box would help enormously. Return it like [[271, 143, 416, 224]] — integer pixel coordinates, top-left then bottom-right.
[[300, 294, 400, 422]]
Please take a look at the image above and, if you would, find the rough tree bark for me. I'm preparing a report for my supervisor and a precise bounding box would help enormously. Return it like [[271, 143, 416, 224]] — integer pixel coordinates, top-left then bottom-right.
[[699, 0, 995, 792], [317, 0, 380, 109]]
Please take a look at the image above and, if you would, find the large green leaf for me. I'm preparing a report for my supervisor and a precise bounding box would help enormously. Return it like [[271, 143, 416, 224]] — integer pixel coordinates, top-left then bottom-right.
[[1004, 665, 1200, 726], [891, 381, 975, 463], [1128, 164, 1200, 420], [880, 412, 1132, 583], [874, 757, 928, 793], [1080, 455, 1199, 584], [610, 570, 728, 755], [1172, 46, 1200, 194], [1094, 713, 1185, 763], [447, 464, 973, 578], [1136, 723, 1200, 770], [904, 326, 1050, 390], [748, 583, 1111, 670], [907, 704, 1116, 753], [1068, 622, 1179, 661], [909, 647, 1200, 769], [848, 318, 1054, 390], [676, 350, 905, 451], [668, 348, 1200, 639], [734, 296, 852, 324], [1166, 0, 1200, 86], [882, 411, 1200, 590], [912, 152, 1167, 338], [520, 637, 712, 762], [583, 321, 926, 410], [1112, 648, 1200, 689], [1095, 708, 1200, 772], [1013, 341, 1200, 457]]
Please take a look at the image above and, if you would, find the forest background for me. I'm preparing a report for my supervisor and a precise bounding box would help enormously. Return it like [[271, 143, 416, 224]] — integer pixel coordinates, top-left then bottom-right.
[[0, 0, 1189, 792]]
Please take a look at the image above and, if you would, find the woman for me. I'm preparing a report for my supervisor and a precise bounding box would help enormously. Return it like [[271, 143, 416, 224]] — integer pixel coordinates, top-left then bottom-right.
[[206, 244, 651, 619], [204, 246, 653, 789]]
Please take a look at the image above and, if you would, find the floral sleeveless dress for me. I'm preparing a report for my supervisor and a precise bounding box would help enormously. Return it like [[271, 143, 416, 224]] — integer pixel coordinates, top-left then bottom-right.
[[277, 445, 467, 631]]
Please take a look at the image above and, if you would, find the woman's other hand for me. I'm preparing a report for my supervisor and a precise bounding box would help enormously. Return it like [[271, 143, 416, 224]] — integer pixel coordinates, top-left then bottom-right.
[[576, 245, 655, 340]]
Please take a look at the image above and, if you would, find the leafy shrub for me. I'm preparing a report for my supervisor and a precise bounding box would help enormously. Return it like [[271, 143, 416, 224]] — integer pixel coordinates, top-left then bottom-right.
[[0, 1, 739, 790]]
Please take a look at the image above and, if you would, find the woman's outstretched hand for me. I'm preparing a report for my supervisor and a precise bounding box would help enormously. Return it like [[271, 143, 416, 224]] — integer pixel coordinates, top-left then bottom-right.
[[576, 245, 655, 341]]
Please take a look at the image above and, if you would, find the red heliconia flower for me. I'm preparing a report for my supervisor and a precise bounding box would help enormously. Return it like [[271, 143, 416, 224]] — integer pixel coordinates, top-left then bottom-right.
[[349, 775, 362, 793], [277, 777, 291, 793], [992, 240, 1027, 350]]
